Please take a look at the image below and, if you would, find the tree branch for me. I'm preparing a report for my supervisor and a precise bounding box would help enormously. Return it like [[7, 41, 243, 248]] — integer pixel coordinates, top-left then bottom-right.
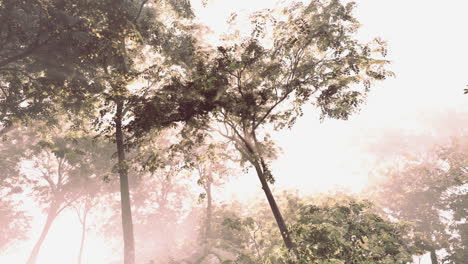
[[134, 0, 149, 23]]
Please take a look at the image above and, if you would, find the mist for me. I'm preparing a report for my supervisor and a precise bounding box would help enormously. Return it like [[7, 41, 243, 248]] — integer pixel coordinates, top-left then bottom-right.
[[1, 0, 467, 264]]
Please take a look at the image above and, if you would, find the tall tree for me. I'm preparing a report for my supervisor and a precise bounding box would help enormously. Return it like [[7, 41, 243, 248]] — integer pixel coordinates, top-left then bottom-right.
[[193, 143, 235, 243], [185, 140, 239, 262], [88, 127, 203, 262], [132, 130, 192, 263], [1, 1, 203, 262], [21, 124, 106, 264], [205, 0, 391, 249], [74, 191, 97, 264]]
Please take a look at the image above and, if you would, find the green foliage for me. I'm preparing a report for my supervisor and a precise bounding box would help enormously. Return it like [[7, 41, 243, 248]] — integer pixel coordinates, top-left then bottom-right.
[[0, 0, 110, 127], [0, 119, 115, 253], [23, 121, 113, 208], [206, 196, 415, 264], [174, 0, 394, 250], [1, 2, 204, 261], [0, 126, 32, 186], [128, 56, 229, 139], [283, 200, 415, 264], [0, 0, 200, 133], [214, 0, 391, 127], [196, 0, 393, 190]]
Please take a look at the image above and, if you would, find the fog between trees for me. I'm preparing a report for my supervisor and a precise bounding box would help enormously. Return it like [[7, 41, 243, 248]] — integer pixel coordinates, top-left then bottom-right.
[[0, 0, 466, 263]]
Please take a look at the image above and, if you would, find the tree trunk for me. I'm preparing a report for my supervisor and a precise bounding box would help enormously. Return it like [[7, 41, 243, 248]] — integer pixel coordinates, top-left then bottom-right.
[[430, 249, 438, 264], [205, 181, 212, 241], [77, 211, 88, 264], [252, 161, 293, 249], [26, 205, 58, 264], [115, 100, 135, 264]]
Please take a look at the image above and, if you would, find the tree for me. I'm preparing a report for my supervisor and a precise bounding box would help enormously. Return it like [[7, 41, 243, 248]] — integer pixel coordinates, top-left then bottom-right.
[[20, 130, 85, 263], [0, 0, 114, 130], [282, 199, 416, 264], [370, 134, 468, 264], [445, 189, 468, 264], [70, 139, 114, 264], [437, 136, 467, 264], [0, 126, 32, 251], [185, 140, 237, 239], [1, 1, 204, 262], [206, 0, 391, 249], [0, 2, 107, 252], [131, 129, 194, 263], [6, 120, 114, 264], [182, 140, 240, 263], [445, 190, 468, 263], [74, 190, 98, 264], [209, 194, 415, 264], [219, 200, 285, 264], [0, 199, 30, 252]]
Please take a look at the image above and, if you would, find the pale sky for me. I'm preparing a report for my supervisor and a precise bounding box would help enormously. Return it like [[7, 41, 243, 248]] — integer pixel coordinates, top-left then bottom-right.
[[2, 1, 467, 263], [202, 0, 468, 198], [204, 2, 468, 263]]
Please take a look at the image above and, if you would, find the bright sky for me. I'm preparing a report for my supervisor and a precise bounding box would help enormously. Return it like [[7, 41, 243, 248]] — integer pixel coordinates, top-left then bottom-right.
[[200, 0, 468, 198], [2, 0, 467, 263], [195, 2, 468, 264]]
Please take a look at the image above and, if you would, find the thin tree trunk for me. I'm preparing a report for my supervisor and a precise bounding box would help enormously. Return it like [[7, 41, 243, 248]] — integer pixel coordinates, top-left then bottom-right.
[[205, 181, 212, 241], [106, 0, 135, 262], [252, 161, 293, 249], [115, 100, 135, 264], [77, 211, 88, 264], [430, 249, 438, 264], [26, 205, 58, 264]]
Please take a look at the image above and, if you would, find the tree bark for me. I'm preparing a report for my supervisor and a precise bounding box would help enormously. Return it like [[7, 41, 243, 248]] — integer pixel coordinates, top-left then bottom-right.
[[252, 161, 293, 249], [430, 249, 438, 264], [26, 205, 58, 264], [115, 100, 135, 264], [204, 180, 212, 241]]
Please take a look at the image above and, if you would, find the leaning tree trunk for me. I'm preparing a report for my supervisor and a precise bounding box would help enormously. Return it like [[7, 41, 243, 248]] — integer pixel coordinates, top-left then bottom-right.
[[236, 131, 294, 250], [430, 249, 438, 264], [26, 205, 58, 264], [252, 161, 293, 249], [115, 100, 135, 264]]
